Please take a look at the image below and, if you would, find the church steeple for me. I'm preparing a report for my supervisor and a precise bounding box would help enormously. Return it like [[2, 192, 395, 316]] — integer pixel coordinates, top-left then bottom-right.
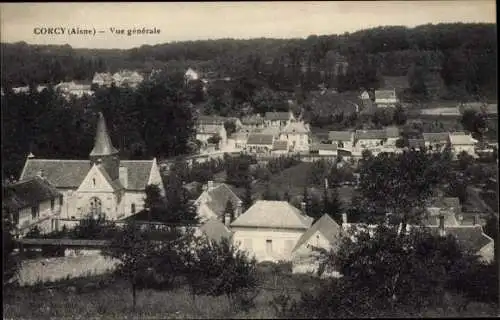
[[89, 112, 120, 181]]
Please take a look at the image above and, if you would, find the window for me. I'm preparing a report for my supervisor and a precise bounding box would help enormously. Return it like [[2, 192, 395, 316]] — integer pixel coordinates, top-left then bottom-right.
[[93, 178, 96, 187], [131, 203, 136, 214], [89, 197, 102, 217], [31, 205, 39, 219], [51, 199, 55, 210], [12, 211, 19, 226], [59, 195, 63, 206], [266, 240, 273, 255]]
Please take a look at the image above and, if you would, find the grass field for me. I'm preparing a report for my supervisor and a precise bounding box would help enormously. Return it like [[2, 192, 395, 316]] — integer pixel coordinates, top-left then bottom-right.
[[4, 270, 497, 319]]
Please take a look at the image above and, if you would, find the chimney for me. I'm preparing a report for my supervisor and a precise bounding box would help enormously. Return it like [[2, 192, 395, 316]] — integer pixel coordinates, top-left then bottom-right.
[[207, 180, 214, 191], [27, 152, 35, 159], [119, 167, 128, 188], [342, 213, 348, 224], [438, 215, 446, 237], [385, 212, 392, 225], [224, 212, 231, 227], [235, 200, 243, 219], [300, 201, 307, 215]]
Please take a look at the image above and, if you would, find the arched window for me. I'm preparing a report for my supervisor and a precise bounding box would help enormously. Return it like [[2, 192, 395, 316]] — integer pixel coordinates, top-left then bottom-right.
[[93, 178, 96, 187], [89, 197, 102, 217], [131, 203, 136, 214]]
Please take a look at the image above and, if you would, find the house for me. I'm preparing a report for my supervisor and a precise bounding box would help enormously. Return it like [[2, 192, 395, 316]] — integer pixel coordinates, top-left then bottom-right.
[[291, 214, 343, 276], [280, 121, 310, 152], [185, 68, 200, 82], [196, 124, 227, 150], [55, 81, 93, 98], [374, 89, 398, 108], [241, 115, 265, 131], [310, 144, 338, 156], [198, 219, 233, 243], [246, 134, 275, 154], [92, 72, 113, 87], [230, 200, 314, 262], [272, 140, 289, 155], [449, 132, 478, 157], [19, 112, 164, 228], [354, 129, 387, 152], [384, 126, 400, 148], [228, 132, 248, 151], [197, 115, 228, 126], [264, 111, 295, 128], [422, 132, 450, 152], [111, 70, 144, 88], [193, 181, 243, 223], [424, 197, 461, 227], [328, 131, 355, 151], [3, 176, 63, 238], [12, 86, 30, 94], [408, 138, 426, 151]]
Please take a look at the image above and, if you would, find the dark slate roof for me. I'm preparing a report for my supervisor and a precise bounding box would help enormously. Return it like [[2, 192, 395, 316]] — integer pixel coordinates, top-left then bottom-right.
[[90, 112, 119, 156], [273, 140, 289, 151], [3, 176, 62, 211], [428, 226, 493, 252], [199, 219, 232, 242], [385, 126, 400, 139], [422, 132, 449, 143], [375, 89, 397, 100], [265, 112, 291, 121], [293, 214, 343, 251], [355, 129, 386, 140], [203, 183, 242, 220], [20, 159, 154, 191], [311, 144, 338, 151], [408, 139, 425, 149], [241, 115, 264, 125], [247, 134, 274, 145], [328, 131, 353, 142]]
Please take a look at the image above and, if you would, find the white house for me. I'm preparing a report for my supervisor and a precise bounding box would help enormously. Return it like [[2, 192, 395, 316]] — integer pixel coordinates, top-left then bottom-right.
[[228, 132, 248, 151], [193, 181, 243, 223], [328, 131, 355, 151], [185, 68, 200, 82], [354, 129, 387, 153], [264, 111, 295, 128], [196, 124, 227, 150], [92, 72, 113, 87], [449, 132, 478, 157], [374, 89, 398, 108], [311, 144, 338, 156], [230, 200, 314, 262], [19, 112, 164, 228], [272, 140, 289, 155], [291, 214, 343, 276], [3, 176, 63, 238], [280, 121, 310, 152]]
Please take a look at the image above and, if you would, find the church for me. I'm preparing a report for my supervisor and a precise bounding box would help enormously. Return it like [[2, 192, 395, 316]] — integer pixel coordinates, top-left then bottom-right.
[[19, 112, 164, 227]]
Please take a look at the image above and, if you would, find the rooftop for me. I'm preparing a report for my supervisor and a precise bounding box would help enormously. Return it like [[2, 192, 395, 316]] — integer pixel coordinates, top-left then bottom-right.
[[3, 176, 62, 212], [247, 134, 274, 145]]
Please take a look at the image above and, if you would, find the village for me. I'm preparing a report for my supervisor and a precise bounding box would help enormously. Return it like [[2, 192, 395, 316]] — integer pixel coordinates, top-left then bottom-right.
[[2, 3, 499, 318]]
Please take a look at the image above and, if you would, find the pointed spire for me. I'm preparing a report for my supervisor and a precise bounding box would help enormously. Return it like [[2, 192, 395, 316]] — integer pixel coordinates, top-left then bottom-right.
[[90, 112, 118, 156]]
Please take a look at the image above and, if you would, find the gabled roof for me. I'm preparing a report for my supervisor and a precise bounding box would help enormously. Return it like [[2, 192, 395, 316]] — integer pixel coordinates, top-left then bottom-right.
[[3, 176, 61, 211], [96, 165, 124, 192], [260, 127, 281, 137], [197, 183, 242, 220], [197, 124, 222, 135], [20, 159, 154, 191], [241, 115, 264, 125], [428, 225, 493, 253], [265, 112, 292, 121], [230, 200, 313, 229], [229, 132, 248, 141], [293, 214, 343, 251], [385, 126, 400, 139], [282, 122, 310, 134], [374, 89, 397, 101], [311, 144, 338, 151], [328, 131, 353, 142], [355, 129, 386, 140], [273, 140, 288, 151], [199, 219, 232, 242], [197, 115, 227, 125], [247, 134, 274, 145], [422, 132, 450, 143], [449, 133, 477, 145]]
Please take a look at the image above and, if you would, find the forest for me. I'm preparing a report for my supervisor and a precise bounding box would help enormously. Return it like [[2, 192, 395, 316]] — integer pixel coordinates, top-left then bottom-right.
[[1, 23, 497, 99]]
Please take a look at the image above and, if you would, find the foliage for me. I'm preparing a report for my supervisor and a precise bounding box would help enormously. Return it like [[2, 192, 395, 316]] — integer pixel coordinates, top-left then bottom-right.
[[460, 109, 487, 139], [224, 200, 235, 222], [357, 149, 452, 224], [207, 134, 222, 145], [3, 211, 20, 287], [184, 237, 259, 303], [224, 120, 237, 136], [243, 183, 253, 211], [224, 153, 255, 188]]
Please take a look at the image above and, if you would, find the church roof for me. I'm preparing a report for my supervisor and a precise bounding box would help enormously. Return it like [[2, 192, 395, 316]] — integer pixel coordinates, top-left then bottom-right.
[[20, 159, 155, 191], [90, 112, 119, 156]]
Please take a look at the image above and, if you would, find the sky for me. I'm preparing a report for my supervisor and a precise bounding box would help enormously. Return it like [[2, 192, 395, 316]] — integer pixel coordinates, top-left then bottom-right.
[[0, 1, 496, 49]]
